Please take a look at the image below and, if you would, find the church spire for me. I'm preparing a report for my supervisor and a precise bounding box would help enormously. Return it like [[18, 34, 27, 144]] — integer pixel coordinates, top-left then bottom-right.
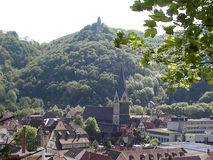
[[116, 66, 127, 100]]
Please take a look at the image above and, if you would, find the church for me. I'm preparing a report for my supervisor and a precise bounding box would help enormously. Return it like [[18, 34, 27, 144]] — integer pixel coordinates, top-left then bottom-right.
[[82, 67, 130, 135]]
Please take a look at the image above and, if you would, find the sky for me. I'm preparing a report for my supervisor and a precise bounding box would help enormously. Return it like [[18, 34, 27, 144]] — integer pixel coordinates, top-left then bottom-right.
[[0, 0, 149, 43]]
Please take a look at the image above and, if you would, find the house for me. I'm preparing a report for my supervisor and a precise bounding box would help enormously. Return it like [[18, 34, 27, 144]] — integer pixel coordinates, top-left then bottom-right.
[[43, 111, 57, 120], [107, 147, 187, 160], [130, 115, 157, 134], [66, 110, 82, 120], [21, 113, 44, 128], [161, 156, 201, 160], [46, 121, 90, 156], [0, 127, 13, 149], [161, 142, 213, 160], [63, 148, 86, 160], [39, 118, 60, 148], [80, 151, 112, 160], [2, 118, 21, 136]]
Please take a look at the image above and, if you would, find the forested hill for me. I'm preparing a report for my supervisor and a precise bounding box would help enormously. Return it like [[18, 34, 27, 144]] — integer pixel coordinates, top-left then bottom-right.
[[0, 21, 213, 116]]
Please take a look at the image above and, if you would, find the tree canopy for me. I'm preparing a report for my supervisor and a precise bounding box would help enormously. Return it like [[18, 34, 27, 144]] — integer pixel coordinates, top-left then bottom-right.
[[1, 21, 213, 114], [115, 0, 213, 91], [14, 126, 38, 151], [84, 117, 100, 141]]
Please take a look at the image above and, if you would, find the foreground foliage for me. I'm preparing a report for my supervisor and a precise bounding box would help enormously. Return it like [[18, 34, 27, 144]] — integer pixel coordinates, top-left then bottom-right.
[[115, 0, 213, 91]]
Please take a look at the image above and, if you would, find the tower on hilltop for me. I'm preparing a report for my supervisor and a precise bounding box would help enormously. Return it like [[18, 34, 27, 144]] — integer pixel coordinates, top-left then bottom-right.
[[97, 16, 102, 31], [113, 66, 130, 127]]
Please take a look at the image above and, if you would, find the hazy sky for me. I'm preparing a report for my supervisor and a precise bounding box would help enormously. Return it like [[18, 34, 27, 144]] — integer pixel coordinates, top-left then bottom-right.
[[0, 0, 149, 43]]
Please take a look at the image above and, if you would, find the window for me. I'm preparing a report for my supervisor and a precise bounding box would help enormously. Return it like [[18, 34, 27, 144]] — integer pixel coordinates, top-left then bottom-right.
[[123, 96, 126, 102], [149, 154, 154, 160], [165, 153, 169, 158], [140, 155, 145, 160], [157, 153, 162, 160], [129, 155, 135, 160], [66, 131, 70, 135], [179, 152, 184, 156], [172, 152, 177, 157]]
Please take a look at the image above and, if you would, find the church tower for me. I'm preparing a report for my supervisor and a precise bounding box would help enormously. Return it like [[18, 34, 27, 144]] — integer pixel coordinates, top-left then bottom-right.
[[113, 67, 130, 127]]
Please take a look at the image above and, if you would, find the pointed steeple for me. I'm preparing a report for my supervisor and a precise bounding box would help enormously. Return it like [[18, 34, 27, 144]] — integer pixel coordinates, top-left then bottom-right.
[[116, 66, 127, 100]]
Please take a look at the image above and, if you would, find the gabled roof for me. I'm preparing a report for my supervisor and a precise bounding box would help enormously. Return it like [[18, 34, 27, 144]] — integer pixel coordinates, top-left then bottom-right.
[[43, 112, 57, 119], [28, 118, 45, 128], [48, 121, 89, 151], [82, 105, 113, 123], [66, 110, 82, 118], [107, 149, 121, 160], [98, 123, 117, 134], [64, 148, 85, 159], [143, 122, 156, 130], [80, 151, 111, 160], [161, 156, 201, 160], [116, 67, 127, 100]]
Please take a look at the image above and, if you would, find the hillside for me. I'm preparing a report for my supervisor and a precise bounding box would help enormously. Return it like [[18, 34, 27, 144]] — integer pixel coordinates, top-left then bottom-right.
[[0, 21, 213, 116]]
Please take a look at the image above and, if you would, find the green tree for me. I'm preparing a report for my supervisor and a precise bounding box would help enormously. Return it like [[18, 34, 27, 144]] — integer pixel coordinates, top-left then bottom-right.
[[130, 105, 144, 115], [19, 96, 31, 109], [150, 138, 158, 146], [0, 104, 5, 113], [7, 89, 17, 103], [49, 108, 64, 117], [199, 91, 213, 103], [115, 0, 213, 91], [84, 117, 100, 141], [103, 139, 112, 149], [14, 126, 38, 151], [133, 128, 143, 144], [73, 115, 84, 127], [92, 140, 99, 150], [0, 85, 6, 101]]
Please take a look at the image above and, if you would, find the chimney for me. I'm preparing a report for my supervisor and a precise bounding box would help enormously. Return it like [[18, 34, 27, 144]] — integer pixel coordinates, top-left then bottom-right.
[[22, 125, 26, 154]]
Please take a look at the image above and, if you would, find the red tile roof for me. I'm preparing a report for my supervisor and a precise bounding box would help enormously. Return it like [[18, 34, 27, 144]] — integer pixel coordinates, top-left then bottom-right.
[[143, 122, 156, 130], [162, 156, 201, 160], [80, 151, 111, 160]]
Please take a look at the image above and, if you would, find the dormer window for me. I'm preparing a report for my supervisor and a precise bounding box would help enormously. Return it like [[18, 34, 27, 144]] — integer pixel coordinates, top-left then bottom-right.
[[58, 131, 62, 136], [66, 131, 70, 135]]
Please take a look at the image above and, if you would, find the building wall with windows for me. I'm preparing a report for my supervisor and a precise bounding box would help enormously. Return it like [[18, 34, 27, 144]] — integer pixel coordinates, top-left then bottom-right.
[[168, 117, 213, 133], [147, 129, 182, 143], [185, 134, 213, 143]]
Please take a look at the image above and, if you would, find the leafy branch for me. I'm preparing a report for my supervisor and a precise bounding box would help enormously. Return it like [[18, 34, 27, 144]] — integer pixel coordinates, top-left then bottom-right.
[[114, 0, 213, 91]]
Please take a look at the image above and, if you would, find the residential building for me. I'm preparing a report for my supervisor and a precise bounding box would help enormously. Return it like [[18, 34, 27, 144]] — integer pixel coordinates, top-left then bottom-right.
[[46, 121, 90, 156], [107, 147, 187, 160], [161, 142, 213, 160]]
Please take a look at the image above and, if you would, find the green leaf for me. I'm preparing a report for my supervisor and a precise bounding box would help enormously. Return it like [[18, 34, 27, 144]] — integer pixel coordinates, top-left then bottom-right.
[[163, 26, 175, 35], [150, 9, 172, 22], [208, 80, 213, 85], [144, 20, 157, 28], [144, 28, 157, 38]]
